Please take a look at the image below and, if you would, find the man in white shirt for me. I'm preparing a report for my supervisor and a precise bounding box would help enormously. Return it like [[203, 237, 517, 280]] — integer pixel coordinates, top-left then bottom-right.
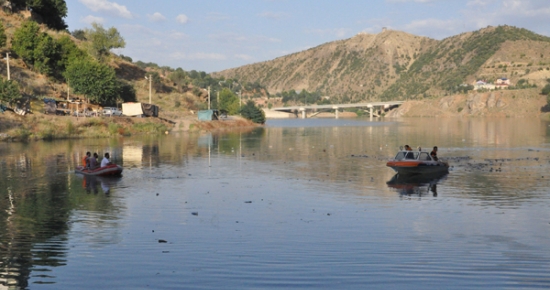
[[101, 152, 112, 167]]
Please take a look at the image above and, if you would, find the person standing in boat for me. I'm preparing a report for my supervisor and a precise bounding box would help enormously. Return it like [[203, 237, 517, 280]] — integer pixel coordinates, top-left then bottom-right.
[[82, 152, 91, 168], [89, 153, 99, 169], [101, 152, 112, 167], [430, 146, 438, 161], [405, 145, 412, 151]]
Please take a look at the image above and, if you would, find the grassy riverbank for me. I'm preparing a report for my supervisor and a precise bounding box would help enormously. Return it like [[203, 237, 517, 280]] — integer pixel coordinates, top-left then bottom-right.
[[0, 110, 262, 142], [0, 111, 170, 142]]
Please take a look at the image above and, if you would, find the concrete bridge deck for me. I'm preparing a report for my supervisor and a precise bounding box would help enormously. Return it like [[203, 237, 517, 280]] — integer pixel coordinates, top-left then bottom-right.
[[271, 101, 404, 118]]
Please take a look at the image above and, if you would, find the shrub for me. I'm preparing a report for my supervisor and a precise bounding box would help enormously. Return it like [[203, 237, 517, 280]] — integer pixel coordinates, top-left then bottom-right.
[[0, 22, 6, 48], [66, 120, 77, 135], [108, 123, 121, 135], [239, 100, 266, 124], [0, 79, 21, 104]]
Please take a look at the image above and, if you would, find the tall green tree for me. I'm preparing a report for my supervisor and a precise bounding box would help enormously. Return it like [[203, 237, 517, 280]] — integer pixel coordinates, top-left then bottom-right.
[[84, 22, 125, 60], [56, 35, 88, 74], [9, 0, 67, 30], [28, 0, 68, 30], [218, 88, 240, 115], [64, 58, 120, 105]]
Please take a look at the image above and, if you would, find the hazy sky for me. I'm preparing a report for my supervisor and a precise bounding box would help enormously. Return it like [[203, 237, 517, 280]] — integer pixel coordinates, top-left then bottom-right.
[[65, 0, 550, 73]]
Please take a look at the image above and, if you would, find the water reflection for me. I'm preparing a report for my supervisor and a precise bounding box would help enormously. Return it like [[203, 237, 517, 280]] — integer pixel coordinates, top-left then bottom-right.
[[386, 172, 449, 197], [78, 175, 122, 195], [0, 117, 549, 289]]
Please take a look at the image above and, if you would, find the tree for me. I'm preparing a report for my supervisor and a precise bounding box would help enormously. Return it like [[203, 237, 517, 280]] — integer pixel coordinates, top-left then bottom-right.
[[64, 58, 120, 105], [71, 29, 87, 41], [11, 20, 41, 65], [84, 22, 125, 60], [11, 20, 62, 76], [118, 80, 137, 103], [9, 0, 68, 30], [33, 33, 61, 76], [218, 88, 239, 115], [27, 0, 68, 30], [0, 79, 21, 105], [56, 35, 88, 74], [542, 81, 550, 108], [240, 100, 266, 124]]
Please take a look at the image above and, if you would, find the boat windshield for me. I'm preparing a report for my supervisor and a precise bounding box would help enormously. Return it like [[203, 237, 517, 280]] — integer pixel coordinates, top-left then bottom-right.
[[394, 151, 406, 160], [405, 152, 418, 160], [419, 152, 431, 161]]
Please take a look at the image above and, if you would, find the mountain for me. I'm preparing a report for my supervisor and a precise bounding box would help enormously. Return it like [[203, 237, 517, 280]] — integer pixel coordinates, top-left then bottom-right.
[[212, 26, 550, 102]]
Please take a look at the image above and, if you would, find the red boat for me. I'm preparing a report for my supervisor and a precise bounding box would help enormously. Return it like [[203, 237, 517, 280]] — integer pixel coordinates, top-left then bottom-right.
[[75, 164, 123, 176]]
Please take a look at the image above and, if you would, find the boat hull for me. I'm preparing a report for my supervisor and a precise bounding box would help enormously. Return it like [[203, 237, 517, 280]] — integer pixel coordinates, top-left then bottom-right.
[[386, 160, 449, 175], [75, 164, 123, 176]]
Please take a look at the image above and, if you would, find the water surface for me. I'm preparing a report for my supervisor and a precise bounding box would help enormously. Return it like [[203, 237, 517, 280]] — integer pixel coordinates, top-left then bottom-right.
[[1, 117, 550, 289]]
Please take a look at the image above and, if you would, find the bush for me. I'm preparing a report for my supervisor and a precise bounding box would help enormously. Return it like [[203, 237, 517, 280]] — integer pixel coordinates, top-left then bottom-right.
[[108, 123, 121, 135], [66, 120, 77, 135], [0, 79, 21, 104], [240, 100, 266, 124], [0, 22, 6, 48], [118, 81, 137, 103]]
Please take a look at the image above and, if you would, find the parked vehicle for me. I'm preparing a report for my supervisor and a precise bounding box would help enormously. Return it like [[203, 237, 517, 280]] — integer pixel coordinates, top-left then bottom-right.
[[102, 107, 123, 116]]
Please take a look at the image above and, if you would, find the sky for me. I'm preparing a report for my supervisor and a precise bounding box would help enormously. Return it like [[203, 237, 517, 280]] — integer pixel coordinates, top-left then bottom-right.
[[65, 0, 550, 73]]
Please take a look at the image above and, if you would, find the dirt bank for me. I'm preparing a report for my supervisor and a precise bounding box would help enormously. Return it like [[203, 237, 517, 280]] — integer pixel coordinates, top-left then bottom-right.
[[386, 89, 547, 118]]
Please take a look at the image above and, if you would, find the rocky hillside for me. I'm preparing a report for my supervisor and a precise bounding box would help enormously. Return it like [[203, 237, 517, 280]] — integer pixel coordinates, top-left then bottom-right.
[[212, 26, 550, 103]]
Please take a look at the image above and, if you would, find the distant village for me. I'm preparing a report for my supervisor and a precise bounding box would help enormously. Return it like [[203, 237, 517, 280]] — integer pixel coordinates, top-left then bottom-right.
[[473, 77, 511, 90]]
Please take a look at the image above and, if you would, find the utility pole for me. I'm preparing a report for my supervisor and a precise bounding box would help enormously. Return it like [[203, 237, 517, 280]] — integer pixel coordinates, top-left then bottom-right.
[[207, 86, 211, 110], [5, 53, 10, 80], [145, 76, 152, 104]]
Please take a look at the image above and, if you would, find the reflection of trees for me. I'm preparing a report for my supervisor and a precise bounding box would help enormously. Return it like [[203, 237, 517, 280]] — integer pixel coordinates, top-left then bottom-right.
[[0, 143, 120, 288]]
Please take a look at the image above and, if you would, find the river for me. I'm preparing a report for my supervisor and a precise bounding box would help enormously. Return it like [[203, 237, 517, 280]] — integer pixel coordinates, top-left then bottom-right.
[[1, 117, 550, 289]]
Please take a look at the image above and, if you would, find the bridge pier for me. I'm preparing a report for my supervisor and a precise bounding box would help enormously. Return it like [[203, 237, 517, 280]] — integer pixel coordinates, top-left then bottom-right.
[[299, 108, 306, 119], [368, 104, 373, 119], [332, 106, 339, 119]]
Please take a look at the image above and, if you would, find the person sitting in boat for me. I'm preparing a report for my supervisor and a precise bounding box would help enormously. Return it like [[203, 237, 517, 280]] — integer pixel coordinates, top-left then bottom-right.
[[430, 146, 438, 161], [89, 153, 99, 169], [101, 152, 112, 167], [82, 152, 91, 168], [404, 145, 412, 151]]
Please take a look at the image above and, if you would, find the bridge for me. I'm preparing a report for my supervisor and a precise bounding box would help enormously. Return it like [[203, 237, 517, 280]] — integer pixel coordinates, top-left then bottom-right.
[[271, 101, 404, 119]]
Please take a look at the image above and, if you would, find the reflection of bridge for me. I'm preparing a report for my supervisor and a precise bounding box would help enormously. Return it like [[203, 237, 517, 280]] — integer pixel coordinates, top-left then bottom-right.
[[271, 101, 404, 119]]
